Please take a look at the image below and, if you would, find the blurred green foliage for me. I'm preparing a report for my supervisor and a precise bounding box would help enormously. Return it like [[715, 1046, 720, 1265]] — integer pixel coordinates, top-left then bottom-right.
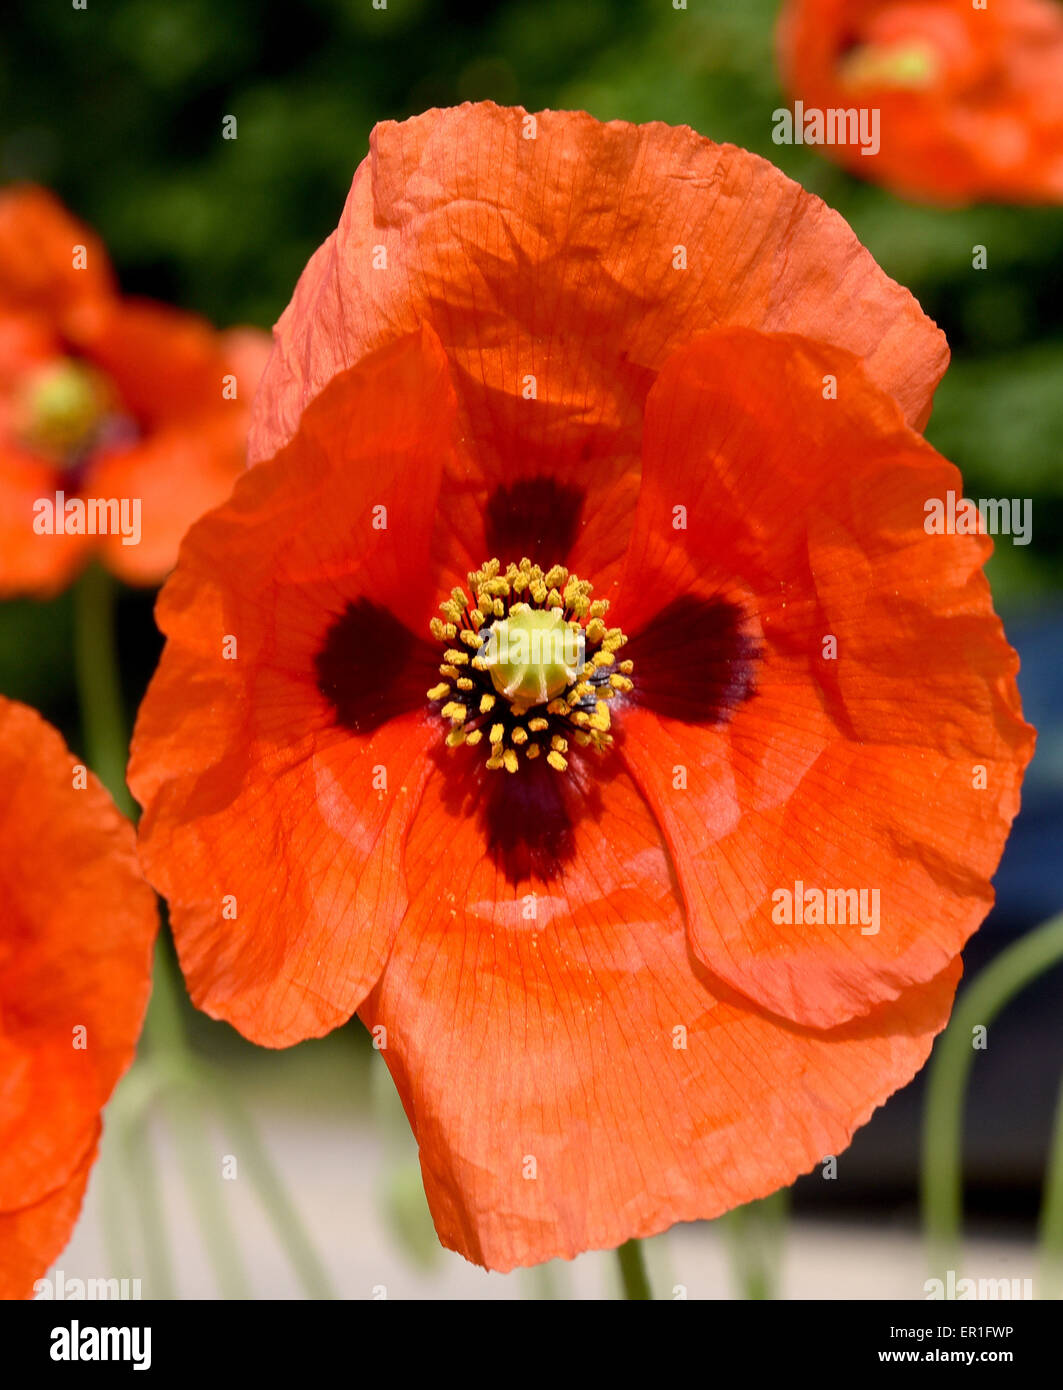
[[1, 0, 1060, 731]]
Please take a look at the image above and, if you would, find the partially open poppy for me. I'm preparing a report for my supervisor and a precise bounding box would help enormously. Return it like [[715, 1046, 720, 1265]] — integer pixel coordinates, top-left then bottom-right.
[[130, 107, 1031, 1271], [0, 186, 270, 595], [0, 698, 157, 1299], [777, 0, 1063, 204]]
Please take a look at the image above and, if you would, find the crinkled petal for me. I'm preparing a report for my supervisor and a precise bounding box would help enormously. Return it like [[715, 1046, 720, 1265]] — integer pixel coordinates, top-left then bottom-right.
[[130, 327, 463, 1045], [251, 103, 949, 592], [613, 328, 1033, 1029], [363, 750, 962, 1271]]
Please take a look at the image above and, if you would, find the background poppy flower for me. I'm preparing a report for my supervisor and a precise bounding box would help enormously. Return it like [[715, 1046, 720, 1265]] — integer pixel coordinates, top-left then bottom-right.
[[130, 304, 1031, 1268], [0, 697, 157, 1299], [777, 0, 1063, 205], [0, 185, 270, 595]]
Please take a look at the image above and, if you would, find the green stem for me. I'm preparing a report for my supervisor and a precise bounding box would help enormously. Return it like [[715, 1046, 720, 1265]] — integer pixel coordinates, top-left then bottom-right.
[[1038, 1070, 1063, 1300], [145, 939, 251, 1298], [123, 1105, 177, 1299], [616, 1239, 652, 1300], [208, 1077, 337, 1300], [525, 1260, 563, 1300], [921, 913, 1063, 1274], [144, 935, 191, 1056], [72, 563, 133, 816], [167, 1080, 251, 1299], [722, 1187, 789, 1300]]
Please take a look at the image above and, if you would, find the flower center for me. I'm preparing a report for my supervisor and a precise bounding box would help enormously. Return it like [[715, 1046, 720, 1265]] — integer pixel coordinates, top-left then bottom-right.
[[427, 558, 632, 773], [18, 359, 115, 466], [838, 40, 939, 91]]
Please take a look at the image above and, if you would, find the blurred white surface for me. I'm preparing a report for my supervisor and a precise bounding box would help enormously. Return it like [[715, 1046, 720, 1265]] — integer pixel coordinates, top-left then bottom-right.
[[48, 1084, 1038, 1301]]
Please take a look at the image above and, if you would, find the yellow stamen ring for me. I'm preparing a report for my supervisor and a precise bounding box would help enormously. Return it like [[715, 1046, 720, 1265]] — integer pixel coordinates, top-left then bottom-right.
[[426, 558, 632, 773]]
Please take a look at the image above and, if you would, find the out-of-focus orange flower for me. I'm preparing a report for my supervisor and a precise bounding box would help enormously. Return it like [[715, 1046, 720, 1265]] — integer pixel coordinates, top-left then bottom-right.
[[0, 186, 270, 595], [130, 107, 1031, 1271], [777, 0, 1063, 204], [0, 698, 156, 1299]]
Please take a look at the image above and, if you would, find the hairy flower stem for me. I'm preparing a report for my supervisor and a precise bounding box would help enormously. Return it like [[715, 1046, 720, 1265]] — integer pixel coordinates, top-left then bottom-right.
[[921, 913, 1063, 1285], [722, 1188, 789, 1299], [1040, 1070, 1063, 1300], [73, 563, 134, 816], [617, 1239, 652, 1299]]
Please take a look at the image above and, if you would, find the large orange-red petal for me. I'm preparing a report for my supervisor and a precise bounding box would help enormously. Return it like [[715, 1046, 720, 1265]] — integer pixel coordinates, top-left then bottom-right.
[[361, 749, 962, 1271], [130, 327, 463, 1046], [0, 699, 156, 1295], [612, 328, 1033, 1030], [250, 104, 949, 593], [0, 1135, 97, 1302]]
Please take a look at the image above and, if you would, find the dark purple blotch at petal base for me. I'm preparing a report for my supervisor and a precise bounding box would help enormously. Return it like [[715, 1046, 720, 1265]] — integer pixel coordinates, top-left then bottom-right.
[[485, 477, 585, 565], [625, 594, 760, 725], [315, 598, 438, 735]]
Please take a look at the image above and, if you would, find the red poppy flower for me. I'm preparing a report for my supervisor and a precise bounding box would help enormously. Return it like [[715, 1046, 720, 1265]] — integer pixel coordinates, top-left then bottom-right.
[[0, 698, 157, 1299], [130, 107, 1032, 1271], [0, 185, 270, 595], [777, 0, 1063, 204]]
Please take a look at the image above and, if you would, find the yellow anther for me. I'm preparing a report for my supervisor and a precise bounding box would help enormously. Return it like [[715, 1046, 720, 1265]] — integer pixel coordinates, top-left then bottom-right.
[[550, 735, 568, 754], [456, 677, 475, 691], [426, 682, 450, 701], [466, 729, 483, 746], [445, 728, 466, 747], [489, 723, 505, 745], [460, 629, 483, 649], [526, 744, 541, 759], [440, 702, 466, 724], [546, 751, 568, 772], [502, 749, 519, 774], [527, 717, 549, 732], [440, 664, 460, 679], [443, 649, 469, 666], [479, 693, 496, 714], [511, 727, 529, 746], [588, 702, 611, 733]]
